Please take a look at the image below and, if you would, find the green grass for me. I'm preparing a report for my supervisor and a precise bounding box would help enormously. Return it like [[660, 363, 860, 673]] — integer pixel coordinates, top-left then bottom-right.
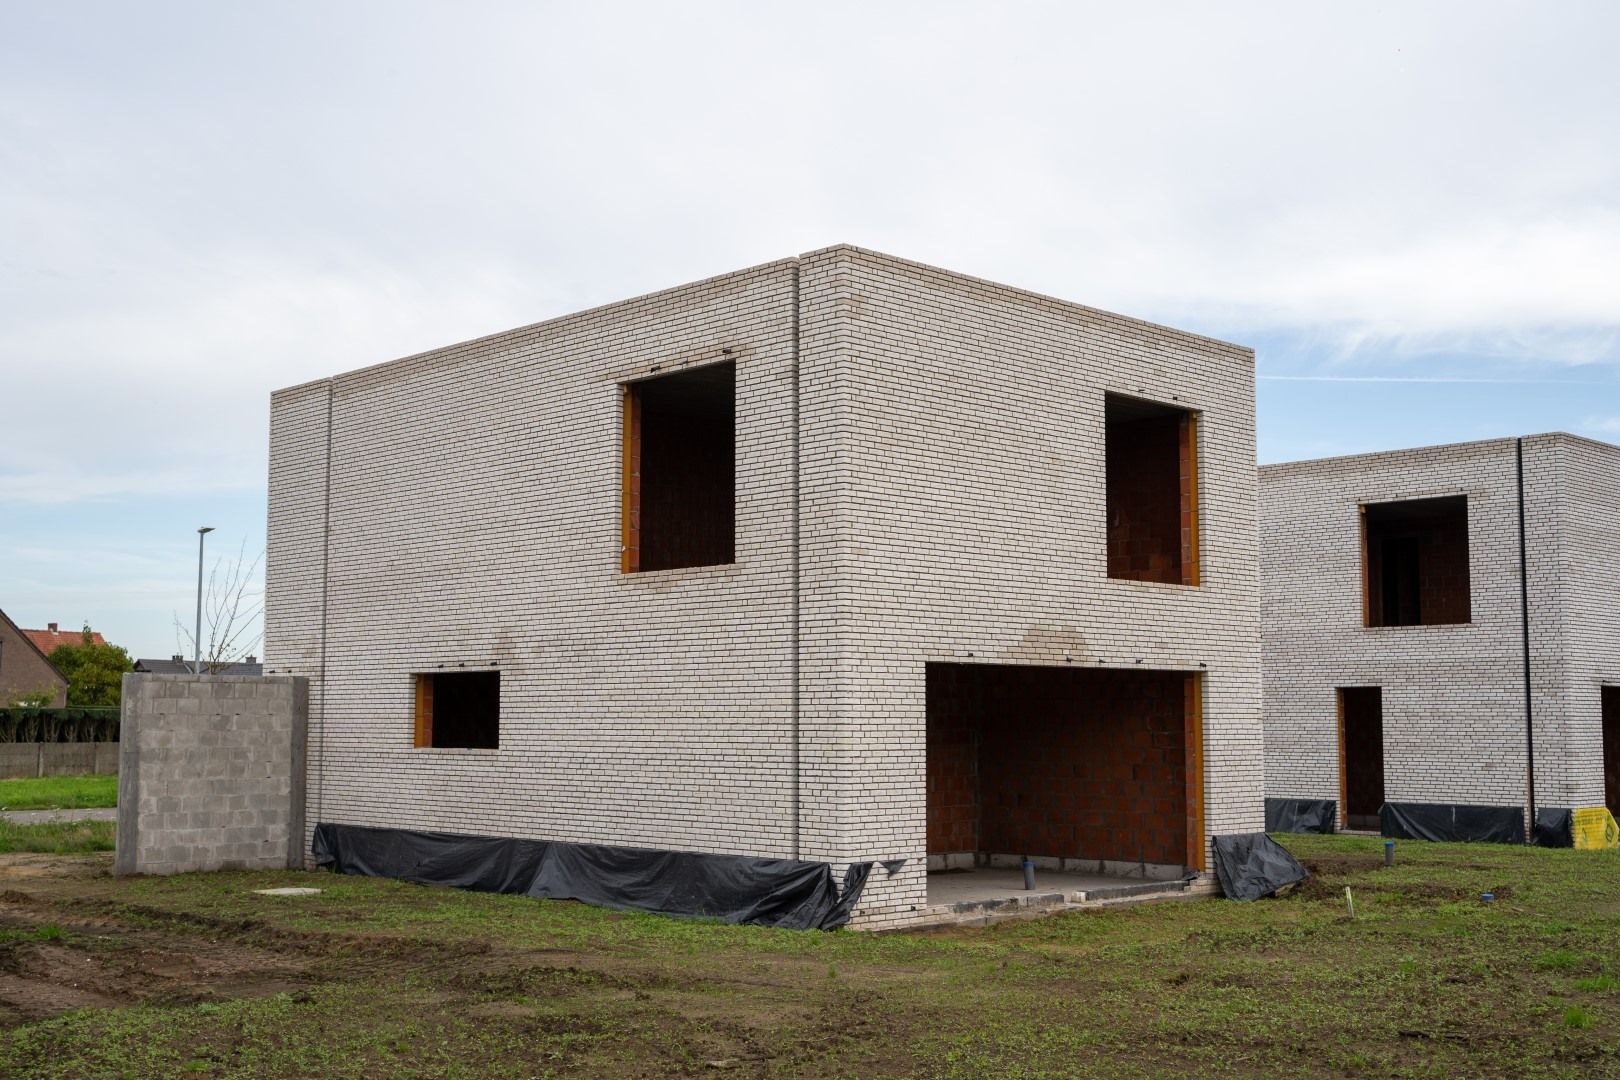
[[0, 773, 117, 810], [1, 834, 1619, 1077], [0, 817, 114, 853]]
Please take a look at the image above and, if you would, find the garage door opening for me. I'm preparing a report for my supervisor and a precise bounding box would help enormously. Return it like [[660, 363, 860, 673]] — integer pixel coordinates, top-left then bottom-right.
[[926, 663, 1203, 909], [1339, 686, 1384, 830], [1603, 687, 1620, 818]]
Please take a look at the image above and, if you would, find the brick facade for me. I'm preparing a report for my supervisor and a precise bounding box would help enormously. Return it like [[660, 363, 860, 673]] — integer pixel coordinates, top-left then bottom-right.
[[266, 245, 1263, 929], [1261, 434, 1620, 824]]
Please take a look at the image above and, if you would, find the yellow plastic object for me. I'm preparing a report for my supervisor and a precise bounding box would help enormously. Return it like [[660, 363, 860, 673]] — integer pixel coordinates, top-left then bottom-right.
[[1572, 807, 1620, 850]]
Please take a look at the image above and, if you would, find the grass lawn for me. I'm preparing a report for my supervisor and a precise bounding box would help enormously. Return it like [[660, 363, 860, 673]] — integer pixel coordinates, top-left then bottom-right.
[[1, 834, 1618, 1077], [0, 818, 115, 854], [0, 773, 117, 811]]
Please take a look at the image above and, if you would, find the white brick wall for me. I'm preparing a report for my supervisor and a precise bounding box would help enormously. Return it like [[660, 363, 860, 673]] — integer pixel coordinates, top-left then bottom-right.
[[808, 249, 1261, 927], [1260, 434, 1620, 822], [266, 245, 1263, 928], [1526, 434, 1620, 809]]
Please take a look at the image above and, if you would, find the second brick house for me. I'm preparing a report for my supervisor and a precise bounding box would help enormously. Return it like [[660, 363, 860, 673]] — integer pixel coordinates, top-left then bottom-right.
[[1261, 433, 1620, 842]]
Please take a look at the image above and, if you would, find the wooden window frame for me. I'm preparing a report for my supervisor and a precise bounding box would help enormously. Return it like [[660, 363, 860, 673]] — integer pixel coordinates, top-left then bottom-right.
[[1183, 672, 1206, 870], [621, 385, 642, 574]]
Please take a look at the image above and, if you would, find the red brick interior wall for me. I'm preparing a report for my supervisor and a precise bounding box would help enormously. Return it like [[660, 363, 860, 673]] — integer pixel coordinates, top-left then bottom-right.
[[1106, 412, 1190, 584], [1419, 503, 1471, 623], [926, 666, 981, 853], [926, 664, 1191, 866]]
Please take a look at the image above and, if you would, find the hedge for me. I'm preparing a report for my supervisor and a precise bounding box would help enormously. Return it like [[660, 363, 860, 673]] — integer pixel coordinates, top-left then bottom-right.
[[0, 708, 120, 744]]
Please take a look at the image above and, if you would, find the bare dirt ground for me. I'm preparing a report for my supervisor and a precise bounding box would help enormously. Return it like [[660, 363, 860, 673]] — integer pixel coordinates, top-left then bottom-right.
[[2, 838, 1619, 1078]]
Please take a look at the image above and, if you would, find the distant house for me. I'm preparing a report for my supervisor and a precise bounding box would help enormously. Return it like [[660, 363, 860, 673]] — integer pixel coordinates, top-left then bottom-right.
[[134, 655, 264, 677], [21, 621, 107, 656], [0, 609, 69, 707]]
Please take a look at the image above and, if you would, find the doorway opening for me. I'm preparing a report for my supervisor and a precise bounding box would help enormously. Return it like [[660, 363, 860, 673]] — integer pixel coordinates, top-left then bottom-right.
[[1339, 686, 1384, 830]]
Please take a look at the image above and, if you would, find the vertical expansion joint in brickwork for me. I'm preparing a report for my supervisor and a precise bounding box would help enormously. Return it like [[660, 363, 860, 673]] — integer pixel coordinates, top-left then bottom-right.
[[1517, 438, 1537, 828], [314, 379, 334, 834], [790, 260, 801, 861]]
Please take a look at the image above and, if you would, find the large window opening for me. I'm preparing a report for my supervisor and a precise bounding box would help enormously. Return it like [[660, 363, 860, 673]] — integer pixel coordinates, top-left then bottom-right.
[[1105, 394, 1199, 585], [414, 671, 500, 749], [926, 664, 1204, 883], [1362, 496, 1471, 626], [1339, 686, 1384, 830], [622, 362, 736, 573]]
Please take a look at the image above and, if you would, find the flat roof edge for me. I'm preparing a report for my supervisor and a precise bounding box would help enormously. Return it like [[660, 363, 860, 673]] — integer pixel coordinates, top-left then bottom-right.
[[1260, 431, 1620, 474], [811, 243, 1254, 357], [272, 244, 1255, 398], [270, 255, 803, 397]]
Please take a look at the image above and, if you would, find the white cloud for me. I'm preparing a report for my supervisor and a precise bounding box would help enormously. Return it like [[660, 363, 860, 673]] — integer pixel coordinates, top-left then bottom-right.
[[1, 0, 1618, 508]]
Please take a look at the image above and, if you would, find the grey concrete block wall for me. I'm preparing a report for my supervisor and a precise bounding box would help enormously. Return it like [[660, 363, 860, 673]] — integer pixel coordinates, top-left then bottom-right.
[[1260, 433, 1620, 821], [265, 245, 1263, 929], [0, 742, 118, 780], [115, 674, 307, 875]]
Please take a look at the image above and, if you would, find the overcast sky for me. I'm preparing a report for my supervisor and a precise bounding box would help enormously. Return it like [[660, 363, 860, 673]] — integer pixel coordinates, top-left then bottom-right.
[[2, 2, 1617, 660]]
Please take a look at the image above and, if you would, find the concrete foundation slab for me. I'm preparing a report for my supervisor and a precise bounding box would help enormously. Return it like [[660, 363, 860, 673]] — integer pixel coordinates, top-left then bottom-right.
[[922, 867, 1201, 926]]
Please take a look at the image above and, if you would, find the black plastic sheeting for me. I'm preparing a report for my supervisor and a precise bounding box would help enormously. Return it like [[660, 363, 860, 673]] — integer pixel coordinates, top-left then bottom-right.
[[1533, 807, 1574, 848], [1380, 802, 1526, 844], [311, 823, 874, 931], [1211, 832, 1310, 901], [1264, 797, 1338, 835]]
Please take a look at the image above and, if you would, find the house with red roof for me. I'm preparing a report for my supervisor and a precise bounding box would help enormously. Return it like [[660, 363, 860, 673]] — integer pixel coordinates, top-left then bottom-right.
[[0, 610, 70, 708], [21, 622, 107, 656]]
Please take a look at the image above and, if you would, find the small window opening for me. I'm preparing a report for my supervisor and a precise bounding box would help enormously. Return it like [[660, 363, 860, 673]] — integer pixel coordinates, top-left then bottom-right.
[[622, 361, 736, 573], [1105, 394, 1199, 585], [414, 671, 499, 749], [1362, 496, 1470, 626]]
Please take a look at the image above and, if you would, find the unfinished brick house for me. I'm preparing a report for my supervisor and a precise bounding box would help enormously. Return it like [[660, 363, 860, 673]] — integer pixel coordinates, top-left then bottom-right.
[[265, 245, 1264, 929], [1262, 434, 1620, 842]]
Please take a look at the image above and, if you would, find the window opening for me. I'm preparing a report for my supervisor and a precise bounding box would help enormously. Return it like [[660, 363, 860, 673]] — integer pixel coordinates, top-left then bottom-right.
[[622, 361, 736, 573], [1362, 496, 1470, 626], [414, 671, 499, 749], [1105, 394, 1199, 585]]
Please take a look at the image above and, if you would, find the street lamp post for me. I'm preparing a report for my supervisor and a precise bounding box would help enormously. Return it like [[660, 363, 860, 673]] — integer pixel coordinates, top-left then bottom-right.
[[194, 527, 214, 675]]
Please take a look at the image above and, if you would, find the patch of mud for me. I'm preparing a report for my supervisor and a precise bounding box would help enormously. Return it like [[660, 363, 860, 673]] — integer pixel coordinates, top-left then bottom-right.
[[0, 853, 112, 882], [0, 920, 317, 1026], [1295, 872, 1516, 905]]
